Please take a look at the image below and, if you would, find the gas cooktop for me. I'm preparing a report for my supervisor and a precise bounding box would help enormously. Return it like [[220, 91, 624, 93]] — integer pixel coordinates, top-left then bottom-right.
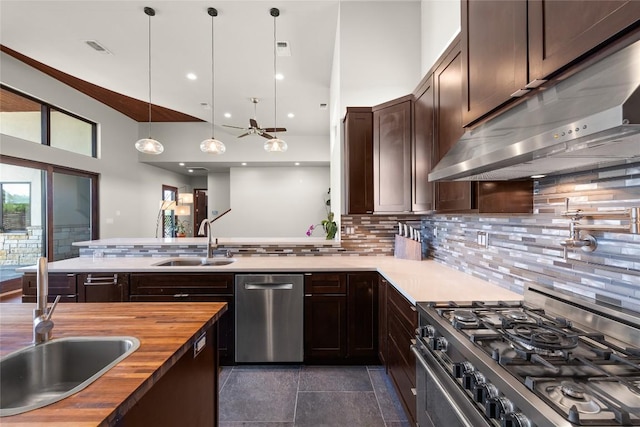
[[429, 301, 640, 425]]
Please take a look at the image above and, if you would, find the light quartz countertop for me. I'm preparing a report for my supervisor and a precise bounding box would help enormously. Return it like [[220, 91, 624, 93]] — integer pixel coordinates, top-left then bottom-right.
[[19, 256, 522, 304], [72, 237, 339, 246]]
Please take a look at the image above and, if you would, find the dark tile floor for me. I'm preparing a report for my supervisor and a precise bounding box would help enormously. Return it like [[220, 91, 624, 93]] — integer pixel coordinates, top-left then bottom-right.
[[219, 365, 410, 427]]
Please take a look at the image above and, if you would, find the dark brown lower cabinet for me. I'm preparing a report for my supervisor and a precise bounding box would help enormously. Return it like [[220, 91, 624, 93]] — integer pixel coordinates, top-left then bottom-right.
[[377, 277, 388, 366], [304, 294, 347, 361], [347, 272, 379, 363], [304, 273, 347, 362], [78, 273, 128, 302], [304, 272, 379, 364], [117, 325, 217, 426], [129, 273, 235, 365], [22, 272, 77, 303], [385, 284, 418, 426]]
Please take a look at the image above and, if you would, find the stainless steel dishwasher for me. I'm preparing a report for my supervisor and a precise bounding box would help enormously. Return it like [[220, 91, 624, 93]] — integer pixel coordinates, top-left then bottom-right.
[[235, 274, 304, 363]]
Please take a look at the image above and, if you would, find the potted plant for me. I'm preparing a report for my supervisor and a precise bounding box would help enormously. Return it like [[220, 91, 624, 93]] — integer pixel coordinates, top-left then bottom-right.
[[175, 219, 189, 237]]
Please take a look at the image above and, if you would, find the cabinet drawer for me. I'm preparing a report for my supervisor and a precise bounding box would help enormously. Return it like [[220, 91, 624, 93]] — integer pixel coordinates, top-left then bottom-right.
[[387, 285, 417, 332], [304, 273, 347, 295], [22, 294, 77, 303], [23, 273, 76, 296], [130, 273, 234, 295], [388, 309, 416, 387]]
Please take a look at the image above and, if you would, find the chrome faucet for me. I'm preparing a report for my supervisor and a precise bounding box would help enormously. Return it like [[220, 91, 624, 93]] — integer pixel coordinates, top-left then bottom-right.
[[33, 257, 61, 344], [200, 208, 232, 259], [204, 221, 217, 258]]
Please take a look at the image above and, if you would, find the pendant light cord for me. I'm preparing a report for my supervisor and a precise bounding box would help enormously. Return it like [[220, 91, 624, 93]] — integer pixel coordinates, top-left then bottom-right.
[[211, 9, 215, 138], [273, 12, 278, 138], [147, 10, 152, 137]]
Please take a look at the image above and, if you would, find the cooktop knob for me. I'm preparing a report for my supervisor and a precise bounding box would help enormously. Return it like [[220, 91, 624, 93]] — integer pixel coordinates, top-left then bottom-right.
[[501, 412, 531, 427], [425, 325, 436, 338], [485, 397, 514, 420], [473, 382, 498, 404]]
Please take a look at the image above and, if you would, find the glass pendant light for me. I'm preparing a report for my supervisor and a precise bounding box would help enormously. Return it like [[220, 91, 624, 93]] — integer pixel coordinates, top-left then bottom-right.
[[264, 8, 287, 153], [200, 7, 226, 154], [135, 7, 164, 155]]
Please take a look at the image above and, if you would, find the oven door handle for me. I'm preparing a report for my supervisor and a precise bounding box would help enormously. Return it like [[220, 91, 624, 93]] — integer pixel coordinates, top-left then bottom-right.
[[411, 345, 477, 427]]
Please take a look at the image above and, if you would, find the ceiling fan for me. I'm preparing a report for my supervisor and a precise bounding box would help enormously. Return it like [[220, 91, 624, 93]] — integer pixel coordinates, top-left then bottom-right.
[[223, 98, 286, 139]]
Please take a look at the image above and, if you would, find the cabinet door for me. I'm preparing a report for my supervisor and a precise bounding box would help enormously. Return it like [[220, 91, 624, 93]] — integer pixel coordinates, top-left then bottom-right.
[[377, 277, 388, 366], [529, 0, 640, 81], [78, 273, 128, 302], [344, 108, 374, 214], [412, 76, 435, 212], [304, 295, 347, 362], [347, 273, 379, 362], [434, 39, 476, 212], [22, 272, 77, 301], [373, 99, 412, 213], [461, 0, 528, 126]]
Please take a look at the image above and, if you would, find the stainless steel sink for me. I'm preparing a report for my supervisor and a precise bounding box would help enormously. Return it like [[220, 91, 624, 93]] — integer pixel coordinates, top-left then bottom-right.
[[153, 257, 237, 267], [0, 336, 140, 416]]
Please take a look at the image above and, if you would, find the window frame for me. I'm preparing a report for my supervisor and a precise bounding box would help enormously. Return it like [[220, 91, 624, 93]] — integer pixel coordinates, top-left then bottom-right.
[[1, 84, 98, 158]]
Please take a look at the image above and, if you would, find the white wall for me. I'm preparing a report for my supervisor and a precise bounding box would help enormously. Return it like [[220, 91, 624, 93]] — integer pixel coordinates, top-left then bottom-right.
[[0, 52, 192, 238], [208, 166, 330, 238], [339, 1, 422, 112], [421, 0, 461, 74], [207, 172, 231, 219]]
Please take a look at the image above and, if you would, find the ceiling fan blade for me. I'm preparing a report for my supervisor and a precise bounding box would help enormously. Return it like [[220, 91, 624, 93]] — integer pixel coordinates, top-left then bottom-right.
[[261, 133, 275, 139], [223, 125, 248, 130], [263, 128, 287, 133], [249, 118, 259, 129], [237, 132, 252, 138]]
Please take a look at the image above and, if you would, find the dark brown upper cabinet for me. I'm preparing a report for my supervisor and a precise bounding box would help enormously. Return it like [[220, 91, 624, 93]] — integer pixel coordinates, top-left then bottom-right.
[[344, 107, 374, 214], [528, 0, 640, 82], [434, 38, 477, 212], [412, 75, 435, 213], [461, 0, 528, 126], [462, 0, 640, 127], [373, 96, 412, 213]]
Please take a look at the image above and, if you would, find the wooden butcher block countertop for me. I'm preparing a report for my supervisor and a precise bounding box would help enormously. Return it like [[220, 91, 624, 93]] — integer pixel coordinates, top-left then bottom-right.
[[0, 302, 227, 426]]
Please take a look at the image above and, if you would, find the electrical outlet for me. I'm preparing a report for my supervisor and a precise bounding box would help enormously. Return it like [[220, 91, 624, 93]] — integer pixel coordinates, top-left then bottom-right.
[[477, 231, 488, 248]]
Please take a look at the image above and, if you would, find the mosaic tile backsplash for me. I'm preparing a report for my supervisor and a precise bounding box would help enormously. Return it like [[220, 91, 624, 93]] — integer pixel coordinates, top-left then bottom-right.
[[422, 162, 640, 312]]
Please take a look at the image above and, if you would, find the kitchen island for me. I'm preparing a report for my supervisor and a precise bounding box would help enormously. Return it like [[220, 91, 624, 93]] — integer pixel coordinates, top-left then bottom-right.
[[0, 302, 227, 426]]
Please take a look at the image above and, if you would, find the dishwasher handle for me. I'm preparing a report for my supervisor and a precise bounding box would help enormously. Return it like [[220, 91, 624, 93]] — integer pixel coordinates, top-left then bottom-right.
[[244, 282, 294, 290]]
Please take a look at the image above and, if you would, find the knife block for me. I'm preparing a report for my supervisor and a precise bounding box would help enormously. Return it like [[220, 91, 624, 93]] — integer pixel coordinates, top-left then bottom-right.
[[394, 235, 423, 261]]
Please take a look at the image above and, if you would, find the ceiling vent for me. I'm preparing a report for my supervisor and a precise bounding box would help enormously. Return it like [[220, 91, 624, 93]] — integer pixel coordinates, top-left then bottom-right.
[[276, 41, 291, 56], [84, 40, 112, 55], [187, 166, 210, 172]]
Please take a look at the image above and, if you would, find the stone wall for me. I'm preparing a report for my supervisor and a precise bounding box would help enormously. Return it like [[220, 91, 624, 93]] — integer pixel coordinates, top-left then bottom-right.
[[0, 226, 42, 266], [0, 224, 89, 265]]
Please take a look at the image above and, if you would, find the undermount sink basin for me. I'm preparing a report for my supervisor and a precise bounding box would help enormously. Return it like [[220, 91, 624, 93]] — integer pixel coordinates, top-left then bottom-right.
[[153, 257, 237, 267], [0, 336, 140, 416]]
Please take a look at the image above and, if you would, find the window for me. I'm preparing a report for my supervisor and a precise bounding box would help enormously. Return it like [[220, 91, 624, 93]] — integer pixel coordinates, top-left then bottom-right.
[[0, 85, 97, 157], [1, 182, 31, 232]]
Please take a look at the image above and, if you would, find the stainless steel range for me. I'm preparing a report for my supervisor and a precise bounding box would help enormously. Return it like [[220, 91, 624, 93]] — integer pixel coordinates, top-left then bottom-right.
[[412, 285, 640, 427]]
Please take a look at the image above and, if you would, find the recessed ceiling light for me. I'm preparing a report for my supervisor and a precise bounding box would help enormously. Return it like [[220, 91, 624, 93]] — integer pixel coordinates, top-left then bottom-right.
[[188, 169, 194, 173], [186, 73, 197, 80], [294, 162, 300, 166], [224, 112, 232, 118], [287, 113, 295, 118], [179, 162, 185, 166], [275, 73, 284, 80], [241, 162, 247, 166]]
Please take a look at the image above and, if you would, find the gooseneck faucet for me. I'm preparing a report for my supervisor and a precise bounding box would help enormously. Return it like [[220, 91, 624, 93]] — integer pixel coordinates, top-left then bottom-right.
[[200, 208, 232, 259], [33, 257, 61, 344]]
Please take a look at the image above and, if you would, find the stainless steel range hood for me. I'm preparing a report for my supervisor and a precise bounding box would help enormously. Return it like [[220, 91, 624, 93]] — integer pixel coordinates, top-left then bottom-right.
[[429, 39, 640, 182]]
